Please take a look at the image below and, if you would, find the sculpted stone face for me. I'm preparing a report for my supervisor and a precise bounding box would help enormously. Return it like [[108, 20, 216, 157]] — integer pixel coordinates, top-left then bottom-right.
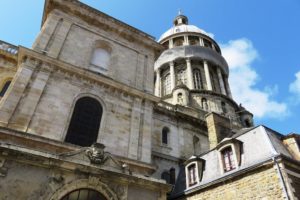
[[86, 143, 107, 164]]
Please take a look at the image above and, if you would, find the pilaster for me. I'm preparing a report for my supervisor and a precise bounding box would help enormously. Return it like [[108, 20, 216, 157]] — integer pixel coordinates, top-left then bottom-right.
[[186, 58, 194, 89], [204, 60, 212, 91], [170, 62, 175, 90], [7, 63, 52, 132], [154, 69, 161, 96], [217, 68, 226, 95], [0, 60, 37, 127]]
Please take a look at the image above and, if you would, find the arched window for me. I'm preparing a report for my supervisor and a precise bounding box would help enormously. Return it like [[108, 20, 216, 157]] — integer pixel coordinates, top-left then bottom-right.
[[210, 72, 216, 91], [90, 48, 110, 71], [61, 189, 107, 200], [0, 80, 11, 97], [193, 136, 201, 155], [162, 73, 171, 96], [221, 102, 227, 114], [162, 127, 170, 145], [177, 69, 187, 85], [177, 93, 183, 105], [65, 97, 102, 147], [221, 146, 236, 172], [245, 119, 251, 127], [201, 98, 208, 111], [193, 69, 203, 89]]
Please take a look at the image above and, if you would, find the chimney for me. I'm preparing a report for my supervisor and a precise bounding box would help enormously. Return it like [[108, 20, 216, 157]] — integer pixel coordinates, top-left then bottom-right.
[[205, 112, 232, 150]]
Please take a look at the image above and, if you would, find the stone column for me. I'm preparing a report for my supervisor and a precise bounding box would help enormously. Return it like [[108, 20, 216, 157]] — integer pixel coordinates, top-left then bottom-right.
[[154, 69, 161, 96], [170, 62, 176, 89], [204, 60, 212, 90], [128, 97, 142, 160], [169, 39, 174, 48], [184, 35, 189, 45], [199, 37, 204, 46], [224, 77, 233, 98], [217, 68, 226, 95], [186, 58, 194, 89]]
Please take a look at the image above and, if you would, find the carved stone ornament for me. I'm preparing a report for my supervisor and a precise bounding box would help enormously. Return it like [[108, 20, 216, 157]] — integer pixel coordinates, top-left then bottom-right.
[[85, 143, 108, 164]]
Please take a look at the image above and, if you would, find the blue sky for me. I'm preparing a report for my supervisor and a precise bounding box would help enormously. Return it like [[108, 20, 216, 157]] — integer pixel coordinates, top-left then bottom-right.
[[0, 0, 299, 134]]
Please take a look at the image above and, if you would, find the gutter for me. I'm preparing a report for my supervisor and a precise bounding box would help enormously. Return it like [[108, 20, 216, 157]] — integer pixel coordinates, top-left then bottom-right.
[[272, 156, 290, 200]]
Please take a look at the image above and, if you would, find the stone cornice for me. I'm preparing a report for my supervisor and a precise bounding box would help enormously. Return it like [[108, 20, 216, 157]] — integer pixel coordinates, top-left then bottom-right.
[[17, 46, 161, 103], [0, 126, 159, 178], [41, 0, 163, 52]]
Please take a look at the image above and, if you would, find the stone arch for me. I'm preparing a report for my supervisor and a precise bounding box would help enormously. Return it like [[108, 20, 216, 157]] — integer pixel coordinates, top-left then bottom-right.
[[62, 93, 107, 144], [48, 178, 119, 200]]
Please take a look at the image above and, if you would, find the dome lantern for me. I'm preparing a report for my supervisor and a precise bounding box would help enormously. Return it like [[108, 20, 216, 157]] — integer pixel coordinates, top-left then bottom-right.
[[173, 11, 189, 26]]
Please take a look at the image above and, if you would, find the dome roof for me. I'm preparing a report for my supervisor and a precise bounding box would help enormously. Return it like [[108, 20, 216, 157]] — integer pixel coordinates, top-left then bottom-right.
[[158, 24, 212, 42]]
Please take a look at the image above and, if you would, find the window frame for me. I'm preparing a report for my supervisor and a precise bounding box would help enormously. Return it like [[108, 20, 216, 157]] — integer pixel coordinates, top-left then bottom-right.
[[221, 146, 236, 172], [162, 127, 170, 145], [65, 96, 103, 147], [184, 157, 205, 189], [216, 139, 242, 174], [193, 68, 203, 90]]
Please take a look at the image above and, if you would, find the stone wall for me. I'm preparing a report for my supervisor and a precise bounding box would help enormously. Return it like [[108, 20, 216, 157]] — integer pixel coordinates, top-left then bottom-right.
[[0, 152, 169, 200], [180, 165, 285, 200], [33, 9, 156, 94]]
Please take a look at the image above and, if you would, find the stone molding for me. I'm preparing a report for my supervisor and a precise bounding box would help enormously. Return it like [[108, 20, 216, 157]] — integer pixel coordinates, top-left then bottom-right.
[[17, 46, 160, 103]]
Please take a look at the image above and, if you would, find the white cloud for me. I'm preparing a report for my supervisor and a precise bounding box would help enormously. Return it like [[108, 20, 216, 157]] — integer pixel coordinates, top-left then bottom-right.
[[220, 38, 288, 118], [289, 71, 300, 100]]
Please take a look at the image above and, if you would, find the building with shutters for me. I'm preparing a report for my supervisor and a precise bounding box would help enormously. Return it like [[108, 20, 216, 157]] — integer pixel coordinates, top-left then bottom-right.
[[0, 0, 299, 199]]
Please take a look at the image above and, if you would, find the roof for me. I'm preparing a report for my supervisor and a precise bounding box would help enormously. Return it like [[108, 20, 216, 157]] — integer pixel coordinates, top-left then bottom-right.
[[158, 24, 213, 42]]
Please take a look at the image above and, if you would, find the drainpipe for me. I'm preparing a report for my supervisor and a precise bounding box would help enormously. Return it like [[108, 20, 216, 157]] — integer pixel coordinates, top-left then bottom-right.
[[272, 157, 290, 200]]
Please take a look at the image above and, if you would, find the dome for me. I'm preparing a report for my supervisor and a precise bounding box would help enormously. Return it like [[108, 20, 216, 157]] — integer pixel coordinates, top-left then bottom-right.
[[158, 24, 212, 42]]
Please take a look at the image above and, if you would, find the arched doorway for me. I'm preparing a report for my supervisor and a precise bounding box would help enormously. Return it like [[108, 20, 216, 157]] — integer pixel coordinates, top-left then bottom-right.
[[61, 188, 107, 200]]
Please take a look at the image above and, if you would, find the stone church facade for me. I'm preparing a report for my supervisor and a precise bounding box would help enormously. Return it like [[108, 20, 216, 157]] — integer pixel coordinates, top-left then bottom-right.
[[0, 0, 299, 199]]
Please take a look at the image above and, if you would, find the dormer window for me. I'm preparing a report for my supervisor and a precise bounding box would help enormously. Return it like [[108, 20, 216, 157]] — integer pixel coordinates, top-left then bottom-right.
[[184, 157, 205, 189], [221, 146, 236, 172], [216, 138, 243, 173], [187, 164, 197, 186]]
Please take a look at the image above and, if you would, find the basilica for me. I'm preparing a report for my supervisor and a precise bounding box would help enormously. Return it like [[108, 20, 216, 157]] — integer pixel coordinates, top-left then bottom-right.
[[0, 0, 299, 199]]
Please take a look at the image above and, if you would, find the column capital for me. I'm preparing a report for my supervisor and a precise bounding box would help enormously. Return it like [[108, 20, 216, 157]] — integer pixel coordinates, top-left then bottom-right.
[[169, 61, 174, 66]]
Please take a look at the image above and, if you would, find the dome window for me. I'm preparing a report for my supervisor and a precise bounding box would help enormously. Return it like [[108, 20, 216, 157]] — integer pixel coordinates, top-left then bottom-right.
[[189, 36, 199, 46], [162, 73, 171, 96], [203, 39, 212, 49], [193, 69, 203, 89], [173, 36, 184, 47], [176, 69, 187, 85]]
